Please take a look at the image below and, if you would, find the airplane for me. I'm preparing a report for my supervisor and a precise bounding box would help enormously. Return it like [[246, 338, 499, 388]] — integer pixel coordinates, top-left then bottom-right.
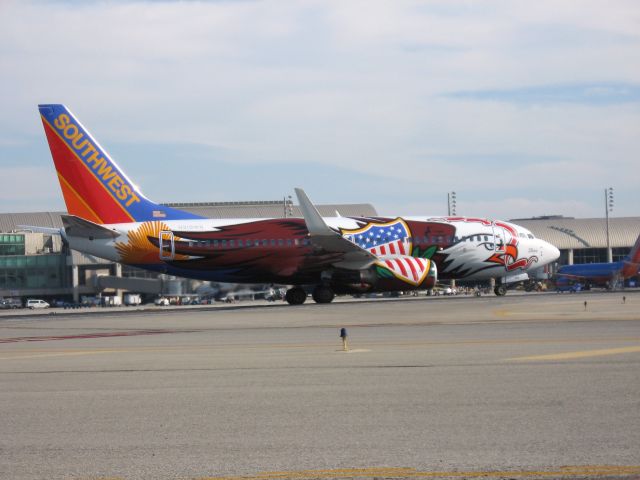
[[36, 104, 560, 305], [554, 232, 640, 290]]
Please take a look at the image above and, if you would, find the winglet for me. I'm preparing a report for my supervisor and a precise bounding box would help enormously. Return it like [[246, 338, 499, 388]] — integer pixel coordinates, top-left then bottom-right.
[[294, 188, 334, 237], [294, 188, 376, 270]]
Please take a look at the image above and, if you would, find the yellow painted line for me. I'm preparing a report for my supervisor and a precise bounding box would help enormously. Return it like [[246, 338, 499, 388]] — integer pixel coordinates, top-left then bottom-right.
[[0, 350, 124, 360], [509, 345, 640, 362], [195, 465, 640, 480], [3, 338, 640, 362]]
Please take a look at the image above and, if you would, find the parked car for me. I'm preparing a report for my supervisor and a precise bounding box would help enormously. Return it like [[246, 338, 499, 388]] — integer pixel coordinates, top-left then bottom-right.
[[556, 282, 583, 293], [154, 297, 170, 306], [0, 298, 22, 309], [26, 299, 50, 309]]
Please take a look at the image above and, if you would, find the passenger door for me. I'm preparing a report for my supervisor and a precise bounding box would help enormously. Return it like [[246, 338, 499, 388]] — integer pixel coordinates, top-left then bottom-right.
[[159, 231, 175, 261]]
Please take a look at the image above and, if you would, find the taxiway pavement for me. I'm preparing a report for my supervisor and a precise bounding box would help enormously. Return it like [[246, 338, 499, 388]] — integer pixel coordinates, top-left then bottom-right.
[[1, 292, 639, 479]]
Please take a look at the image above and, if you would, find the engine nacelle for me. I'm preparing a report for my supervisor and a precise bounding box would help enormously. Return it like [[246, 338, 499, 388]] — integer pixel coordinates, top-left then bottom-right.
[[376, 255, 438, 290], [330, 256, 437, 293], [330, 267, 378, 292]]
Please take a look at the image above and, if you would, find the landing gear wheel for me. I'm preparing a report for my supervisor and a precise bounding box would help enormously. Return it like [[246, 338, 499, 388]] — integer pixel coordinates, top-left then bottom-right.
[[312, 285, 335, 304], [494, 285, 507, 296], [285, 287, 307, 305]]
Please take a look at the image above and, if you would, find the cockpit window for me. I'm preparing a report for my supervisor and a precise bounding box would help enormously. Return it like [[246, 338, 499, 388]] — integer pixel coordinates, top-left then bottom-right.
[[519, 233, 527, 238], [528, 234, 535, 239]]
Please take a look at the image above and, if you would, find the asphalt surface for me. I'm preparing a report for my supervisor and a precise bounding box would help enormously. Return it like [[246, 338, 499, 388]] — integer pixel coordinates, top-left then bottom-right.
[[0, 292, 639, 480]]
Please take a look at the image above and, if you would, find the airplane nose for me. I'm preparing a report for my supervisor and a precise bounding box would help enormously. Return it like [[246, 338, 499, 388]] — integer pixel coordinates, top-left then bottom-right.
[[545, 242, 560, 262]]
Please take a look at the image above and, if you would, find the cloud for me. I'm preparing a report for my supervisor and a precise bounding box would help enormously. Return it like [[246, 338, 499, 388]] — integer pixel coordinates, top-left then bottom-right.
[[0, 0, 639, 218], [445, 83, 640, 105]]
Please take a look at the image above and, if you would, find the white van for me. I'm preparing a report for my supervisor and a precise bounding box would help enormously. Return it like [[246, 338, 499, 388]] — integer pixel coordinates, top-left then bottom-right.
[[26, 299, 50, 309]]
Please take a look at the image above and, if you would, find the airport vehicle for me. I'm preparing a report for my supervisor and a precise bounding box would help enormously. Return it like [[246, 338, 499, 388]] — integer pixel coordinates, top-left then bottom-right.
[[556, 282, 583, 293], [26, 299, 50, 309], [124, 293, 142, 306], [555, 232, 640, 290], [154, 297, 170, 307], [0, 298, 22, 309], [36, 104, 560, 304]]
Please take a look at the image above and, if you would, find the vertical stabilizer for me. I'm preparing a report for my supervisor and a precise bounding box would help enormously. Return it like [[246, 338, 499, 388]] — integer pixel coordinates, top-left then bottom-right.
[[38, 104, 201, 224], [622, 231, 640, 277]]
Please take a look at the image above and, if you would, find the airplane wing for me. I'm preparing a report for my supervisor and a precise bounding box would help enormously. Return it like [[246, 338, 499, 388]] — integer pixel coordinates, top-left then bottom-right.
[[295, 188, 377, 270]]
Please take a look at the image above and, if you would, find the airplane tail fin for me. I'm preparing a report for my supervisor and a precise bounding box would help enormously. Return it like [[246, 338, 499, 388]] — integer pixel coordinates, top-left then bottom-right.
[[38, 104, 201, 224], [621, 232, 640, 277]]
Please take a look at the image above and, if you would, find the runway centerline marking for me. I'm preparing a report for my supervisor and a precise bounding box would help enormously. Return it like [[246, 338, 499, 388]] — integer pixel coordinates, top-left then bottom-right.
[[508, 345, 640, 361], [196, 465, 640, 480]]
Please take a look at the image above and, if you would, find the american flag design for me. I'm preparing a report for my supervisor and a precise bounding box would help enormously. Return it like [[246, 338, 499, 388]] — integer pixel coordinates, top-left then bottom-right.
[[342, 219, 411, 256], [342, 219, 432, 286], [378, 256, 432, 286]]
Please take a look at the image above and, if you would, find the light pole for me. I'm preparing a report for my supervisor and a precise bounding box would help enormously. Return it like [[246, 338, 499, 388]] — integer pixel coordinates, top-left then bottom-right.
[[605, 187, 614, 262], [447, 191, 457, 216], [447, 191, 457, 290], [283, 195, 293, 218]]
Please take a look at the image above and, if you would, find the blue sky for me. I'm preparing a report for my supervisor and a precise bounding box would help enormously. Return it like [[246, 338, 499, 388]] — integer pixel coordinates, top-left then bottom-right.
[[1, 0, 639, 219]]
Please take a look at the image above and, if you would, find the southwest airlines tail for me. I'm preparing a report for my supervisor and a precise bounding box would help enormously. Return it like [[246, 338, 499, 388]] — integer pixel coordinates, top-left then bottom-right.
[[621, 231, 640, 277], [38, 104, 201, 224]]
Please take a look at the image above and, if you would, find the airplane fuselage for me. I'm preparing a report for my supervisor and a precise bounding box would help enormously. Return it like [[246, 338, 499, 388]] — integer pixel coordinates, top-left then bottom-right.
[[67, 215, 558, 293]]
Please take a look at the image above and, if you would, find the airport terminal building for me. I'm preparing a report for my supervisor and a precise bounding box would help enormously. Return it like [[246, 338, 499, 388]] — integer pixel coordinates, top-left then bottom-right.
[[1, 206, 638, 302]]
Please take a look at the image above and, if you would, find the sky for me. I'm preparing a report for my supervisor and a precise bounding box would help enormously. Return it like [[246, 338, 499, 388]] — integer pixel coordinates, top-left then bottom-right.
[[0, 0, 639, 220]]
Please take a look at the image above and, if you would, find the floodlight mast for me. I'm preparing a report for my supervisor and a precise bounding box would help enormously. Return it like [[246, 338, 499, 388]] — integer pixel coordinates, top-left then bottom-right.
[[605, 187, 614, 263]]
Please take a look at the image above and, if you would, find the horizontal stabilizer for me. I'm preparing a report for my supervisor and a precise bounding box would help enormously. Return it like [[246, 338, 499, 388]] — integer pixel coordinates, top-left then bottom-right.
[[61, 215, 120, 239]]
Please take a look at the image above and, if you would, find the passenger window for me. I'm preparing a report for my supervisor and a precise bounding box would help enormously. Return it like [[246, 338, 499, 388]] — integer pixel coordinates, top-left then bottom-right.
[[222, 240, 227, 247], [246, 239, 252, 247], [262, 239, 268, 247], [294, 239, 300, 246], [286, 239, 292, 246], [213, 240, 219, 247], [229, 240, 235, 247], [278, 239, 284, 246]]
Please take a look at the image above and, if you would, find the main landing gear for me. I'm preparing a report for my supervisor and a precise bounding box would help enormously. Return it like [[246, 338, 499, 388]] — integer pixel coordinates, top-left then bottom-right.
[[494, 285, 507, 296], [285, 287, 307, 305], [312, 285, 335, 304], [285, 286, 336, 305]]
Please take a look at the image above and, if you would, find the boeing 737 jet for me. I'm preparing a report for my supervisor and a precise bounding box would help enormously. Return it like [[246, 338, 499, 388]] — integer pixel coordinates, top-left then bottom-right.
[[555, 232, 640, 290], [37, 104, 560, 304]]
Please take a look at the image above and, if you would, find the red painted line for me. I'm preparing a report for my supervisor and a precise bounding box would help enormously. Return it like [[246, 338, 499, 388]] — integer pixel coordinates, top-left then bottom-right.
[[0, 330, 190, 344]]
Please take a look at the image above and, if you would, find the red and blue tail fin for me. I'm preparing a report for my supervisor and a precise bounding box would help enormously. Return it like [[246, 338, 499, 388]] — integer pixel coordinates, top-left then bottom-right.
[[622, 231, 640, 277], [627, 232, 640, 264], [38, 104, 202, 224]]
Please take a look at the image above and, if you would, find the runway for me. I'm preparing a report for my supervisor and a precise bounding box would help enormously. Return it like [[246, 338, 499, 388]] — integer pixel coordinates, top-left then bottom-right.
[[1, 292, 639, 479]]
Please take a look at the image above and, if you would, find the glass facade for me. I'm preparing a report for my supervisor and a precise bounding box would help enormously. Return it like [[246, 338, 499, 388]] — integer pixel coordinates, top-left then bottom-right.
[[0, 234, 25, 256], [612, 247, 629, 262], [0, 255, 66, 289], [0, 233, 67, 290], [572, 248, 608, 264]]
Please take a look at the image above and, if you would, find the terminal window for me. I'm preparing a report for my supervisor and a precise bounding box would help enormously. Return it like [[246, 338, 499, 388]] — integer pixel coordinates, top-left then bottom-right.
[[0, 234, 25, 256]]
